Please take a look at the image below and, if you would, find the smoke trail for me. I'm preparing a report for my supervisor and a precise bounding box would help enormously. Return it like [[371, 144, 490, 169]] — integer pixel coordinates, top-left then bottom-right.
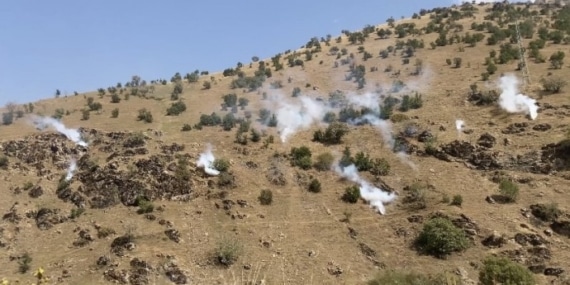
[[196, 144, 220, 176], [497, 74, 538, 120], [335, 164, 397, 215], [31, 115, 88, 147], [65, 159, 77, 181]]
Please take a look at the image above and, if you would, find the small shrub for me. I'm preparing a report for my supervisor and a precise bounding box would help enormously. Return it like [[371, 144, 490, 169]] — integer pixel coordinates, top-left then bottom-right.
[[313, 122, 349, 145], [166, 101, 187, 116], [217, 172, 235, 188], [258, 189, 273, 205], [97, 227, 116, 238], [453, 57, 462, 68], [2, 112, 13, 125], [308, 178, 321, 193], [541, 76, 567, 94], [390, 113, 409, 123], [111, 108, 119, 118], [136, 197, 154, 214], [314, 152, 334, 171], [137, 108, 153, 123], [290, 146, 312, 170], [215, 237, 242, 266], [370, 158, 390, 176], [479, 256, 535, 285], [451, 195, 463, 206], [342, 186, 360, 203], [69, 208, 85, 219], [499, 179, 519, 202], [181, 124, 192, 131], [110, 94, 121, 103], [0, 155, 8, 169], [18, 253, 32, 274], [213, 158, 230, 172], [81, 109, 90, 121], [415, 217, 470, 258]]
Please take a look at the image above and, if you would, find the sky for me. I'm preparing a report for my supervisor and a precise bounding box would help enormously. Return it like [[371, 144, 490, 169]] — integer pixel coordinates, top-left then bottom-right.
[[0, 0, 490, 106]]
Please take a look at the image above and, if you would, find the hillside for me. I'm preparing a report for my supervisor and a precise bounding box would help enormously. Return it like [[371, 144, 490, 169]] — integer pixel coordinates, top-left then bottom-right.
[[2, 1, 570, 284]]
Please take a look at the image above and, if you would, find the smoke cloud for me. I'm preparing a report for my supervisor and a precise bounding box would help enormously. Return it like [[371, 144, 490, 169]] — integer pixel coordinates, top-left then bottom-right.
[[31, 116, 88, 147], [335, 164, 397, 215], [455, 119, 465, 132], [271, 95, 330, 143], [496, 74, 538, 120], [65, 159, 77, 182], [196, 144, 220, 176]]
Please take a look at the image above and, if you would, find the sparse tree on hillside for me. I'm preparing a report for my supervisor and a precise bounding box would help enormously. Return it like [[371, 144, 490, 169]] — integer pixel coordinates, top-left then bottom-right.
[[55, 89, 61, 98], [549, 51, 565, 69]]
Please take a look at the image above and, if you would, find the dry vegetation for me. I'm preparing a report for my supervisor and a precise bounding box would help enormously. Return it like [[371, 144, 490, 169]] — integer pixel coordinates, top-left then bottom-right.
[[3, 1, 570, 284]]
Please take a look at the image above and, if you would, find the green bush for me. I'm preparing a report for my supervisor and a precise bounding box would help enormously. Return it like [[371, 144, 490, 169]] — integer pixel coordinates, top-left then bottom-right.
[[111, 108, 119, 118], [2, 112, 14, 125], [215, 237, 242, 266], [499, 179, 519, 202], [308, 178, 321, 193], [137, 108, 153, 123], [258, 189, 273, 205], [415, 217, 470, 258], [0, 155, 8, 169], [370, 158, 390, 176], [342, 186, 360, 203], [451, 195, 463, 206], [181, 124, 192, 131], [313, 122, 349, 145], [18, 253, 32, 274], [479, 256, 535, 285], [166, 101, 187, 116], [541, 76, 567, 94], [213, 158, 230, 172], [69, 208, 85, 219], [110, 94, 121, 103], [136, 197, 154, 214], [81, 109, 90, 121], [290, 146, 312, 170], [313, 152, 334, 171]]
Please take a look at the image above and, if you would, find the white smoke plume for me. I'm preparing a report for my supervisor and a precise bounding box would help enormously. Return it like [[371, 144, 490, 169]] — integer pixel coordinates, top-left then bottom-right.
[[196, 144, 220, 176], [31, 116, 88, 147], [271, 95, 330, 143], [65, 159, 77, 181], [335, 164, 397, 215], [496, 74, 538, 120], [455, 119, 465, 132]]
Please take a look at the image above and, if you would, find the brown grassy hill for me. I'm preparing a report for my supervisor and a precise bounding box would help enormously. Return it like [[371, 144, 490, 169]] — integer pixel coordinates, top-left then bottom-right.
[[2, 2, 570, 284]]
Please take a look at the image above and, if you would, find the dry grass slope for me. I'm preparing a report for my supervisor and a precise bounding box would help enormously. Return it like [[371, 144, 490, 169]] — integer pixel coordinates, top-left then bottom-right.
[[2, 2, 570, 285]]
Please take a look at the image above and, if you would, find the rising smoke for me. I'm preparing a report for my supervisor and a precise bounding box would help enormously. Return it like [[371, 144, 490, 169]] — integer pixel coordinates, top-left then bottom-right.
[[335, 164, 397, 215], [31, 116, 88, 147], [455, 119, 465, 132], [269, 94, 330, 143], [196, 144, 220, 176], [497, 74, 538, 120], [65, 159, 77, 181]]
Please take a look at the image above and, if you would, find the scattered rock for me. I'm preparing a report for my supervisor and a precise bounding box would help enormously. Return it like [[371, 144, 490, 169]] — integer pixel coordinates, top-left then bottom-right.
[[502, 122, 529, 134], [97, 256, 111, 267], [28, 185, 44, 198], [481, 232, 507, 248], [163, 262, 188, 284], [532, 124, 552, 132], [104, 268, 128, 284], [326, 261, 343, 276], [514, 233, 548, 247], [165, 229, 181, 243], [407, 215, 423, 223], [544, 267, 564, 276], [550, 221, 570, 237], [417, 130, 434, 143], [477, 133, 496, 148]]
